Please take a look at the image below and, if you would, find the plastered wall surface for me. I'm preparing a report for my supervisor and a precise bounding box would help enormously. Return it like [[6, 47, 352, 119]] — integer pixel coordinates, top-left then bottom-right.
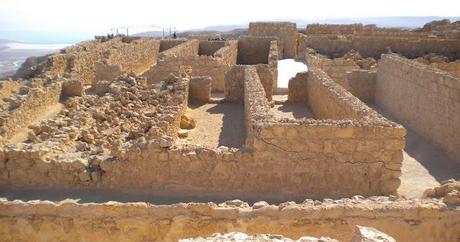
[[376, 54, 460, 161]]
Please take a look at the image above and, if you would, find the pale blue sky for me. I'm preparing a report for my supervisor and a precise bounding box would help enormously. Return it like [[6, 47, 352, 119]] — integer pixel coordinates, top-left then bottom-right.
[[1, 0, 459, 43]]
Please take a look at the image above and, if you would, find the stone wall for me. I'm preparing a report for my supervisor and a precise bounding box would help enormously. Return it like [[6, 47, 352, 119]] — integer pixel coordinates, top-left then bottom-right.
[[0, 197, 458, 242], [159, 39, 187, 52], [94, 38, 160, 83], [15, 38, 160, 85], [0, 68, 405, 199], [143, 40, 235, 92], [344, 70, 377, 103], [376, 54, 460, 161], [0, 80, 20, 100], [298, 34, 460, 59], [224, 65, 246, 101], [249, 22, 297, 58], [237, 36, 277, 65], [214, 40, 238, 66], [246, 67, 405, 197], [143, 55, 230, 92], [159, 39, 199, 61], [189, 76, 211, 102], [288, 72, 309, 102], [305, 53, 376, 103], [0, 81, 61, 144], [306, 23, 378, 35], [199, 41, 226, 56]]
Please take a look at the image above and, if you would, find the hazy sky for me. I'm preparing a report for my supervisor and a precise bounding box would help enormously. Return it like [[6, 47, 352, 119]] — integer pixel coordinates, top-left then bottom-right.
[[1, 0, 459, 43]]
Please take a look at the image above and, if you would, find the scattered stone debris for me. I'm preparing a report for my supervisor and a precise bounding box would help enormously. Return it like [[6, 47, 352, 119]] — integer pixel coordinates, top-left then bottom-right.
[[423, 179, 460, 206]]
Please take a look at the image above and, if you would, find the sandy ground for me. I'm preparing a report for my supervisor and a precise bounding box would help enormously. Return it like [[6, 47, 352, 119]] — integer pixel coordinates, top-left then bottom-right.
[[371, 106, 460, 198], [177, 102, 245, 148], [7, 103, 64, 144], [271, 103, 315, 120], [277, 59, 308, 88]]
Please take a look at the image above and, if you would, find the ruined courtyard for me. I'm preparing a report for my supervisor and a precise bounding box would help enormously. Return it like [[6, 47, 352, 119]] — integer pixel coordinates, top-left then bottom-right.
[[0, 20, 460, 241]]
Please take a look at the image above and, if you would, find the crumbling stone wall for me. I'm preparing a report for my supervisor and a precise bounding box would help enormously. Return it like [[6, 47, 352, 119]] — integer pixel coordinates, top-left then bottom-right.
[[143, 55, 230, 92], [94, 38, 160, 82], [249, 22, 297, 58], [0, 197, 458, 242], [0, 67, 404, 199], [158, 39, 199, 61], [298, 34, 460, 59], [213, 40, 238, 65], [0, 80, 61, 144], [143, 40, 236, 92], [160, 39, 188, 52], [376, 54, 460, 161], [305, 53, 376, 103], [0, 80, 20, 100], [15, 38, 160, 85]]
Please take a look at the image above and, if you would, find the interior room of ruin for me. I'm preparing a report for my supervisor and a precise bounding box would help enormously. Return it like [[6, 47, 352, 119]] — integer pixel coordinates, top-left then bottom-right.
[[0, 20, 459, 242]]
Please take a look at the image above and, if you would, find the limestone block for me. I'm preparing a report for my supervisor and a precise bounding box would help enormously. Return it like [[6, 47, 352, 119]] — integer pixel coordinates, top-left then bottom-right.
[[351, 226, 395, 242], [62, 80, 84, 97]]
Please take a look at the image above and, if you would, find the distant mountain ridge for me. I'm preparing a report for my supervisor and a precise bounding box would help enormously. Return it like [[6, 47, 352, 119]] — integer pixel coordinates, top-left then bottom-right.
[[133, 16, 460, 38]]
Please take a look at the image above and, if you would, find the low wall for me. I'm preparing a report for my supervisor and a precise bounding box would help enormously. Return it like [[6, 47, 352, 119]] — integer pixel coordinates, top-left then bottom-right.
[[0, 82, 61, 144], [305, 53, 376, 103], [299, 34, 460, 59], [159, 39, 199, 61], [0, 68, 404, 199], [143, 40, 236, 92], [159, 39, 187, 52], [15, 38, 160, 85], [249, 22, 297, 58], [376, 54, 460, 161], [1, 197, 457, 242], [142, 55, 230, 92], [248, 67, 405, 197]]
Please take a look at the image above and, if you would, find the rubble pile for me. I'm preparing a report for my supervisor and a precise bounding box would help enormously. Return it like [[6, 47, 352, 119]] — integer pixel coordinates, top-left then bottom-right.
[[343, 49, 377, 70], [26, 73, 188, 160], [423, 179, 460, 206]]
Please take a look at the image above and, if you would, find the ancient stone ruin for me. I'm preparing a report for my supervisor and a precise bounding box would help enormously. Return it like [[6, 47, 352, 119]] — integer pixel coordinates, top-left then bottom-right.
[[0, 20, 459, 241]]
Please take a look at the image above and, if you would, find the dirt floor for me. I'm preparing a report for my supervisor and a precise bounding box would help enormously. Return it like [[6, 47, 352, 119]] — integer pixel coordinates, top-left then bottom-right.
[[371, 106, 460, 198], [271, 103, 315, 120], [177, 102, 246, 148]]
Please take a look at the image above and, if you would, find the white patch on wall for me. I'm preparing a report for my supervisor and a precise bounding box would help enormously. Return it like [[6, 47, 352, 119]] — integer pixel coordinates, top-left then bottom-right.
[[277, 59, 308, 88]]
